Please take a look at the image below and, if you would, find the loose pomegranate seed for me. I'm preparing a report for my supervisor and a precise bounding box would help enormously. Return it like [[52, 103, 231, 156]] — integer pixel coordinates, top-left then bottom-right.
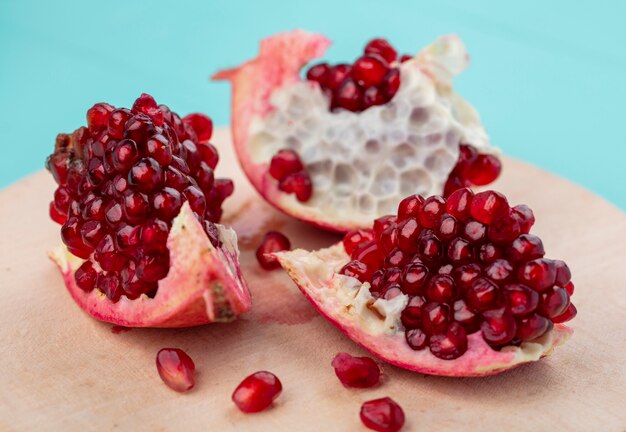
[[182, 113, 213, 143], [232, 371, 282, 413], [278, 171, 313, 202], [269, 149, 304, 180], [360, 397, 405, 432], [331, 352, 381, 388], [364, 38, 398, 63], [256, 231, 291, 270], [156, 348, 195, 392]]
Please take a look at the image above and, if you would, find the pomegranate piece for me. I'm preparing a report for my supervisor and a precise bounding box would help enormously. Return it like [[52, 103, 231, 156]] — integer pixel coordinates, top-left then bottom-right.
[[214, 31, 501, 233], [360, 397, 405, 432], [45, 94, 251, 327], [274, 189, 576, 376], [331, 352, 381, 388], [231, 371, 283, 413], [156, 348, 195, 392], [256, 231, 291, 270]]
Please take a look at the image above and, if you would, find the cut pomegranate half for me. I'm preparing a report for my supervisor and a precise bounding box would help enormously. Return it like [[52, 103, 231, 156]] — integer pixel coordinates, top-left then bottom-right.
[[275, 189, 574, 376], [46, 94, 251, 327], [214, 30, 500, 232]]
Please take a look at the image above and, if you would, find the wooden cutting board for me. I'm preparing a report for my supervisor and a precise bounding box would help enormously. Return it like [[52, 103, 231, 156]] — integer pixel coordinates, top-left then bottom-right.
[[1, 129, 625, 432]]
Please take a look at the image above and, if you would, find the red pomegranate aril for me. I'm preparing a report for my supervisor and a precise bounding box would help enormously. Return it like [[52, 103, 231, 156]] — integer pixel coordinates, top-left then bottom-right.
[[552, 303, 577, 323], [397, 194, 423, 220], [325, 64, 352, 91], [80, 220, 105, 248], [107, 108, 132, 139], [564, 281, 575, 296], [384, 247, 409, 268], [507, 234, 545, 262], [470, 191, 509, 224], [467, 277, 500, 312], [198, 143, 219, 169], [269, 149, 304, 180], [505, 283, 539, 316], [400, 54, 413, 62], [182, 186, 207, 216], [306, 62, 330, 86], [519, 258, 556, 292], [418, 235, 443, 262], [377, 225, 397, 254], [87, 103, 114, 134], [405, 328, 428, 350], [364, 38, 398, 63], [97, 273, 123, 302], [516, 314, 552, 342], [278, 171, 312, 202], [382, 284, 403, 300], [128, 157, 164, 193], [553, 260, 572, 286], [488, 210, 521, 245], [156, 348, 195, 392], [343, 228, 374, 255], [512, 204, 535, 233], [426, 274, 457, 303], [340, 260, 371, 282], [381, 68, 400, 102], [462, 220, 487, 244], [152, 187, 183, 221], [49, 202, 67, 224], [104, 201, 123, 225], [478, 243, 502, 264], [418, 196, 446, 228], [370, 270, 384, 293], [429, 322, 468, 360], [141, 218, 169, 251], [363, 86, 385, 109], [122, 190, 149, 224], [124, 114, 157, 143], [447, 237, 472, 263], [145, 134, 173, 166], [116, 224, 140, 250], [75, 261, 97, 292], [437, 214, 459, 240], [373, 215, 397, 239], [382, 267, 402, 287], [396, 218, 419, 253], [481, 307, 517, 347], [400, 296, 425, 328], [352, 55, 388, 88], [401, 262, 428, 295], [331, 352, 381, 388], [353, 240, 383, 268], [182, 113, 213, 143], [453, 299, 480, 333], [360, 397, 405, 432], [539, 287, 570, 318], [232, 371, 282, 413], [484, 259, 513, 283], [61, 217, 89, 252], [180, 140, 201, 172], [451, 263, 482, 290], [445, 188, 473, 220], [136, 253, 170, 282], [422, 302, 450, 335], [256, 231, 291, 270], [334, 78, 362, 112], [465, 153, 502, 185]]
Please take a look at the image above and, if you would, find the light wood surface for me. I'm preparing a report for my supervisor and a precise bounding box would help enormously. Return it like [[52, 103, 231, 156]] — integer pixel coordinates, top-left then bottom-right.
[[1, 129, 625, 431]]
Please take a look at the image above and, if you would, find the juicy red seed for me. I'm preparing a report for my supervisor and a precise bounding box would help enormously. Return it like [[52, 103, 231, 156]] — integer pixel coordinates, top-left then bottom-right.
[[379, 225, 398, 253], [122, 190, 149, 224], [97, 273, 123, 302], [381, 68, 400, 102], [418, 196, 446, 228], [352, 55, 388, 88], [141, 218, 169, 251], [334, 78, 362, 112], [512, 204, 535, 233], [505, 283, 539, 316], [422, 302, 450, 335], [232, 371, 282, 413], [397, 194, 423, 220], [479, 243, 502, 264], [516, 314, 552, 341], [75, 261, 97, 292], [382, 267, 402, 286], [278, 171, 313, 202], [152, 187, 182, 221], [507, 234, 545, 261], [466, 154, 502, 186], [445, 188, 474, 220], [553, 260, 572, 286], [405, 328, 428, 350], [552, 303, 577, 323], [124, 113, 156, 143], [519, 258, 557, 292], [447, 237, 472, 263], [425, 274, 457, 302], [384, 247, 409, 268], [128, 157, 164, 193], [429, 322, 468, 360], [111, 139, 139, 172], [326, 64, 352, 91], [462, 220, 487, 244], [306, 63, 330, 86], [256, 231, 291, 270], [437, 214, 459, 240], [104, 201, 123, 225], [156, 348, 195, 392], [382, 284, 403, 300], [363, 87, 385, 108], [269, 149, 304, 180], [86, 103, 114, 134], [132, 93, 163, 126], [484, 259, 513, 283], [145, 135, 173, 166], [136, 253, 170, 282], [467, 277, 501, 312], [396, 218, 419, 253], [107, 108, 132, 139], [182, 113, 213, 143], [198, 143, 219, 169], [401, 262, 428, 295], [400, 296, 425, 328], [373, 215, 397, 239], [418, 235, 443, 262], [488, 210, 521, 244], [183, 186, 207, 216], [539, 287, 570, 318], [360, 397, 405, 432], [340, 260, 371, 282], [564, 281, 575, 296], [470, 191, 509, 224], [453, 299, 480, 333], [116, 224, 140, 250], [481, 308, 517, 347], [364, 38, 398, 63], [49, 202, 67, 224], [452, 263, 482, 290], [80, 220, 105, 248], [180, 139, 201, 172], [456, 144, 478, 173], [400, 54, 413, 62], [343, 229, 374, 255], [331, 352, 381, 388]]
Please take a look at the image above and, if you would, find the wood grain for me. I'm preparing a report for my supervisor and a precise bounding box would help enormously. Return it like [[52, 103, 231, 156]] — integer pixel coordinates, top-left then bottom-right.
[[0, 129, 624, 431]]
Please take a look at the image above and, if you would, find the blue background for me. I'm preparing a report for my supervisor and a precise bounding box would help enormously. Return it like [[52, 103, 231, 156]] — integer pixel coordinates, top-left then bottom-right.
[[1, 1, 624, 209]]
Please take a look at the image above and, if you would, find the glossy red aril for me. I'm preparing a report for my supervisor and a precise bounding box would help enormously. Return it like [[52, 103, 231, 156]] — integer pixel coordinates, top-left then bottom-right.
[[360, 397, 405, 432], [156, 348, 196, 392], [256, 231, 291, 270], [331, 352, 381, 388], [231, 371, 283, 413]]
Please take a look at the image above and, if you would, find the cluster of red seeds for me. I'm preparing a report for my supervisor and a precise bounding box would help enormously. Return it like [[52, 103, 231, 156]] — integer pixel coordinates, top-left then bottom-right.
[[340, 189, 577, 360], [46, 94, 233, 301], [444, 144, 502, 196], [305, 38, 412, 113], [268, 149, 313, 202]]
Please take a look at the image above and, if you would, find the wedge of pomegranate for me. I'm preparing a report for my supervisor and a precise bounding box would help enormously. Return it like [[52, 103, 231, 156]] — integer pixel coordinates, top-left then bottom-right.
[[275, 189, 575, 376], [46, 94, 251, 327], [215, 30, 500, 232]]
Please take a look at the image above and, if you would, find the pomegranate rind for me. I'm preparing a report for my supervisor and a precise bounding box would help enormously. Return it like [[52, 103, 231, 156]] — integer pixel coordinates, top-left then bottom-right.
[[215, 31, 496, 233], [275, 244, 572, 377], [49, 203, 251, 328]]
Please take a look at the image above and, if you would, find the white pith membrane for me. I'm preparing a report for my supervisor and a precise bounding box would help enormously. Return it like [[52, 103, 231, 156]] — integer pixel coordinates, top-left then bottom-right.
[[49, 203, 251, 328], [217, 31, 498, 232], [275, 244, 572, 377]]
